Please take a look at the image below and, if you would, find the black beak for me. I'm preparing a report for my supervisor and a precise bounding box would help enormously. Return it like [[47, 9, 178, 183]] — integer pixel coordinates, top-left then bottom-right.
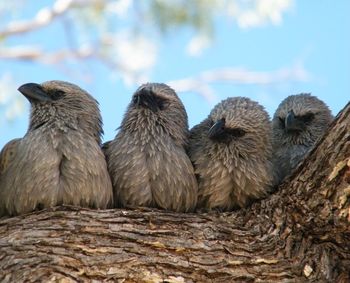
[[18, 83, 52, 103], [285, 110, 303, 132], [208, 118, 225, 139], [133, 86, 160, 112]]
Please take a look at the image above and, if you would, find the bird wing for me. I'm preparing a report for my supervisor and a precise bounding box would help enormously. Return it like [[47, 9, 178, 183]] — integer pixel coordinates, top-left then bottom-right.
[[0, 138, 21, 216], [187, 118, 212, 154], [0, 138, 21, 174]]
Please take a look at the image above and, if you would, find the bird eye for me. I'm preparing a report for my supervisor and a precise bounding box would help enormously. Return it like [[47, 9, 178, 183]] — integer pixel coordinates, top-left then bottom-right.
[[132, 95, 139, 104], [278, 117, 285, 129], [132, 89, 168, 111], [227, 128, 246, 138], [155, 96, 167, 110], [299, 113, 315, 123], [51, 90, 66, 100]]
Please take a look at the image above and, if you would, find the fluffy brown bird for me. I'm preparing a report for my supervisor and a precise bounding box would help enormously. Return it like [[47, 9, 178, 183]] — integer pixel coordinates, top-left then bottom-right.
[[272, 93, 333, 184], [0, 81, 113, 216], [104, 83, 197, 212], [188, 97, 274, 211]]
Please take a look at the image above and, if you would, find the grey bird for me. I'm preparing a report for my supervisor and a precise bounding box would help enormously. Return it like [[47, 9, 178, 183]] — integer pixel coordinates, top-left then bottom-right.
[[272, 93, 333, 184], [104, 83, 198, 212], [0, 80, 113, 216], [188, 97, 274, 211]]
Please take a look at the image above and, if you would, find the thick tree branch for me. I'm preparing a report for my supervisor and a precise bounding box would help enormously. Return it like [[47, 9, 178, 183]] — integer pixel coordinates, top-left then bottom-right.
[[0, 103, 349, 282]]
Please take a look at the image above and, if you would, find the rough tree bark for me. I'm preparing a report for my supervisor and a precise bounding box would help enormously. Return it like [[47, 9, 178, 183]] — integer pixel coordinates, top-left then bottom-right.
[[0, 103, 349, 283]]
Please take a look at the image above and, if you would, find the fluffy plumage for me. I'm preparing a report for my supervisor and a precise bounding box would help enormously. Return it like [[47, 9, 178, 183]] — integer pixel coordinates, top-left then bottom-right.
[[272, 93, 333, 184], [0, 80, 113, 216], [104, 83, 197, 212], [188, 97, 274, 211]]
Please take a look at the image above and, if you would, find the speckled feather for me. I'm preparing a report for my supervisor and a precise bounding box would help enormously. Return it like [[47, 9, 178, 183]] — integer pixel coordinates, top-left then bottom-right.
[[188, 97, 274, 211], [272, 93, 333, 184], [0, 81, 113, 216], [104, 83, 197, 212]]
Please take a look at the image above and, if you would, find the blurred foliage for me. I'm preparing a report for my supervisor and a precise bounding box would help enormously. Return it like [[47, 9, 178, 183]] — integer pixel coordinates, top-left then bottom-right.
[[69, 0, 221, 44], [0, 0, 293, 120], [148, 0, 216, 35]]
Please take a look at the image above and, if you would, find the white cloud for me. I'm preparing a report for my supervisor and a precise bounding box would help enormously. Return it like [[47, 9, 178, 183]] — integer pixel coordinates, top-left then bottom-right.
[[106, 0, 133, 18], [5, 97, 25, 120], [116, 35, 156, 72], [186, 34, 211, 57], [0, 74, 25, 121], [0, 74, 17, 104], [227, 0, 293, 28], [103, 31, 157, 85]]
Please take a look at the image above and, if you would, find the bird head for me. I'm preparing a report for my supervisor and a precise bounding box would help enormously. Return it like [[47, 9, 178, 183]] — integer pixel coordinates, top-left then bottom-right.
[[208, 97, 272, 160], [18, 81, 103, 143], [132, 83, 168, 113], [131, 83, 184, 114], [122, 83, 189, 145], [272, 94, 333, 146]]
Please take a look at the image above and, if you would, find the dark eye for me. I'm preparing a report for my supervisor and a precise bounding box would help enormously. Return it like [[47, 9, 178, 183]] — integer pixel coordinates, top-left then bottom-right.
[[278, 117, 285, 129], [51, 90, 66, 100], [132, 95, 139, 104], [210, 118, 225, 128], [300, 113, 314, 123], [227, 128, 246, 138], [132, 90, 168, 111], [155, 96, 167, 110]]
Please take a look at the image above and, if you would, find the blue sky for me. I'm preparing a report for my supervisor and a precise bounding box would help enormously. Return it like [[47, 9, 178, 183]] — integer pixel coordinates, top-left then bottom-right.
[[0, 0, 349, 148]]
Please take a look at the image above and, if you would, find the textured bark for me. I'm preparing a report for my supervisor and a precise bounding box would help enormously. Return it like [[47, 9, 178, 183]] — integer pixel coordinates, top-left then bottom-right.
[[1, 103, 350, 283]]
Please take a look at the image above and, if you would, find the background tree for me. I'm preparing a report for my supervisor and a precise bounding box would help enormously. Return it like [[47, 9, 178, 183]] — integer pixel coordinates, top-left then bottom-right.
[[1, 0, 348, 150], [0, 0, 309, 125]]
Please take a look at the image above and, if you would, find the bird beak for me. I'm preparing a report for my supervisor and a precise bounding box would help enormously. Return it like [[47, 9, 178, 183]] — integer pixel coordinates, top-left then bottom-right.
[[134, 86, 159, 112], [285, 110, 304, 132], [208, 118, 225, 139], [18, 83, 52, 103]]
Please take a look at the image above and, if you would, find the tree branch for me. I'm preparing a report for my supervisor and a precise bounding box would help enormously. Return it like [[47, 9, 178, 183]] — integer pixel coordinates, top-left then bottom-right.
[[0, 0, 104, 38], [168, 63, 310, 101], [0, 45, 128, 73]]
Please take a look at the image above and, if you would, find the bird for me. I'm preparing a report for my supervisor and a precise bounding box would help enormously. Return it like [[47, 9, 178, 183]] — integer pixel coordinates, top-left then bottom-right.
[[103, 83, 198, 212], [272, 93, 333, 184], [0, 80, 113, 216], [187, 97, 274, 211]]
